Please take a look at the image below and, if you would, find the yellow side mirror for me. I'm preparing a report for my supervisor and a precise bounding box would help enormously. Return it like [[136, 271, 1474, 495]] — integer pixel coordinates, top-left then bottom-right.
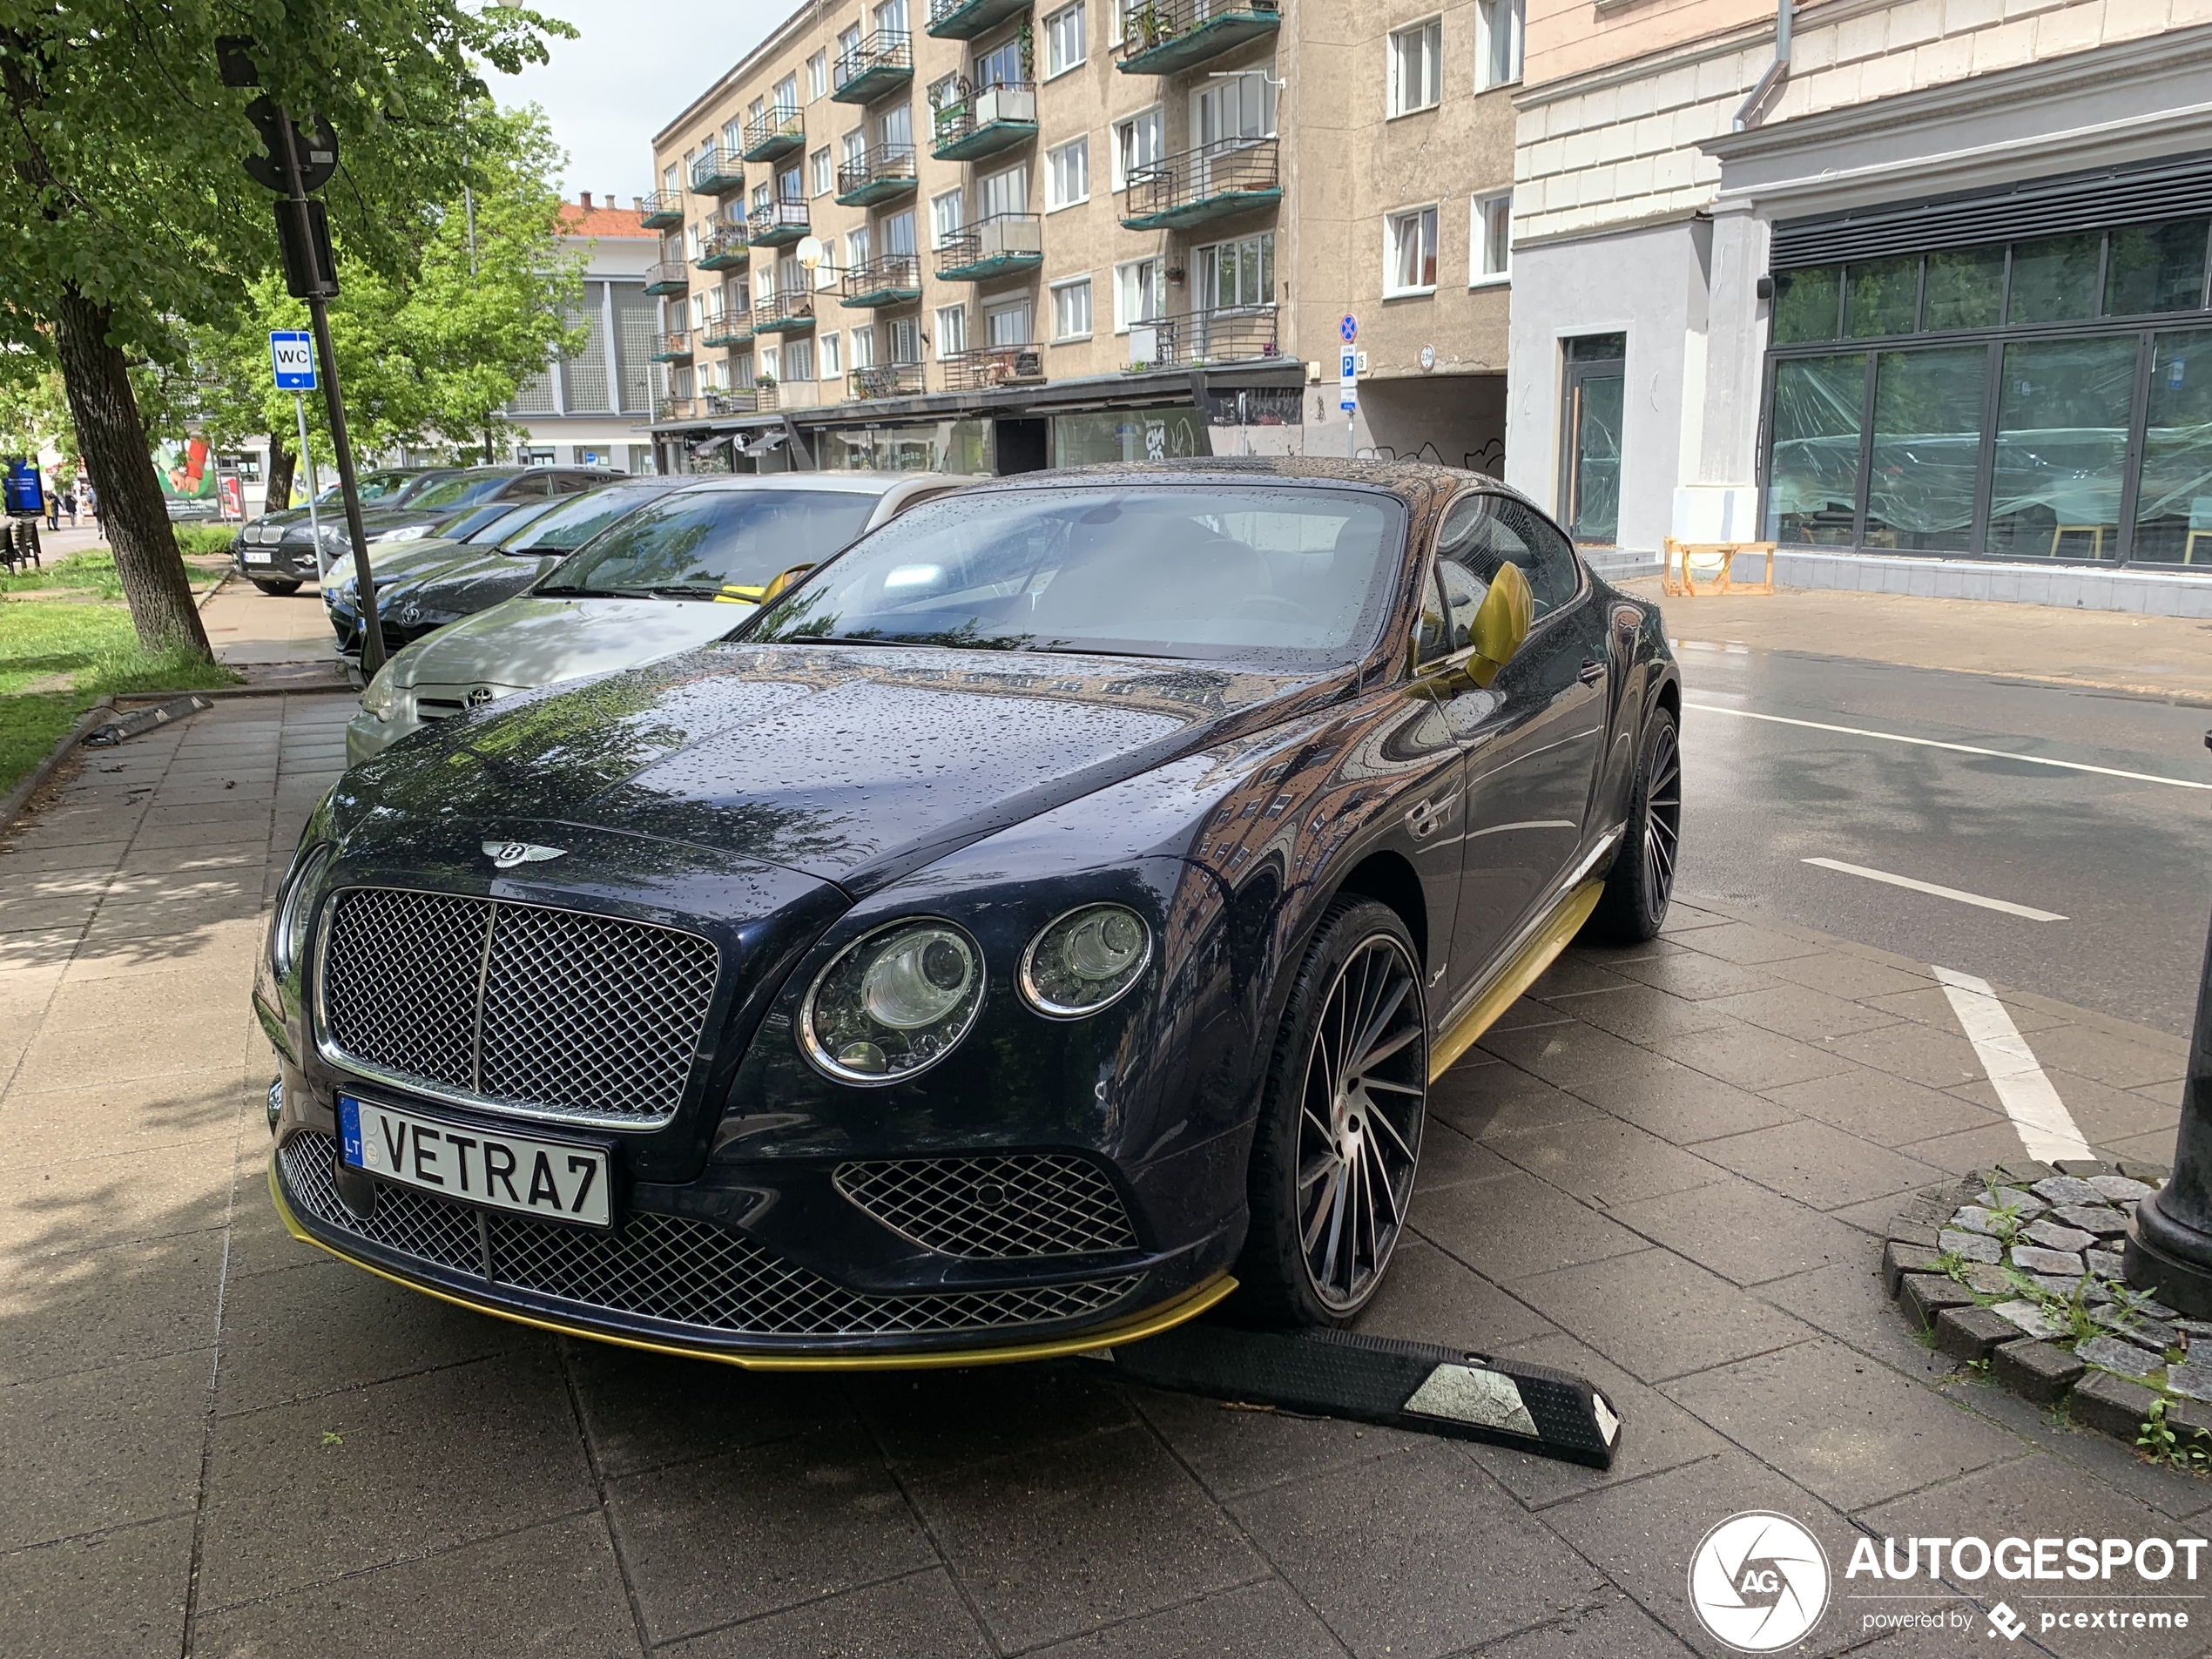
[[1465, 560, 1533, 687], [761, 563, 813, 603]]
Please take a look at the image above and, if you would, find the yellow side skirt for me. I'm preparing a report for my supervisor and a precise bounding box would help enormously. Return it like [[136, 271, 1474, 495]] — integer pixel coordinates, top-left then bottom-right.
[[267, 1155, 1236, 1371], [1426, 880, 1603, 1082]]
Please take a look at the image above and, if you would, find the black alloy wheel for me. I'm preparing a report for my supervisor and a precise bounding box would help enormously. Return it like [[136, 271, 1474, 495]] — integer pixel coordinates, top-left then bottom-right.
[[1584, 702, 1681, 943], [252, 577, 304, 596], [1238, 897, 1426, 1325]]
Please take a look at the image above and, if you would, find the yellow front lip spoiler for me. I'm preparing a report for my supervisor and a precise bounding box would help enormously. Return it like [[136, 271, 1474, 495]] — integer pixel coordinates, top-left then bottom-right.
[[267, 1153, 1236, 1371]]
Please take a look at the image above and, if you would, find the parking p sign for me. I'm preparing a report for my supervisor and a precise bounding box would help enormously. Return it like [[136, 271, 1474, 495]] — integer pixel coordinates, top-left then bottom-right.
[[269, 330, 316, 391]]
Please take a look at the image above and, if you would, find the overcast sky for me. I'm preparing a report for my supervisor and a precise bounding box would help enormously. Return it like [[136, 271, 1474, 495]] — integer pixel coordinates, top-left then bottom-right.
[[497, 0, 789, 204]]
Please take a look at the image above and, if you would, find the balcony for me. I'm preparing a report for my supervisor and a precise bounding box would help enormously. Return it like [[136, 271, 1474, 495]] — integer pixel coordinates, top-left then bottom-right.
[[753, 291, 816, 333], [652, 330, 693, 362], [1121, 138, 1280, 232], [941, 343, 1044, 393], [699, 307, 753, 347], [638, 192, 684, 230], [706, 387, 775, 415], [835, 145, 919, 206], [930, 82, 1037, 161], [840, 254, 924, 309], [697, 219, 751, 270], [927, 0, 1030, 38], [740, 107, 805, 162], [644, 259, 691, 295], [1128, 303, 1279, 368], [934, 213, 1042, 281], [1118, 0, 1280, 74], [851, 362, 927, 399], [747, 199, 811, 246], [654, 395, 698, 423], [833, 30, 914, 103], [689, 145, 745, 195]]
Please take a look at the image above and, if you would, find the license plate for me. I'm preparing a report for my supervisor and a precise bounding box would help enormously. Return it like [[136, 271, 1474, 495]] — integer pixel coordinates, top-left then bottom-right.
[[337, 1094, 611, 1226], [244, 550, 274, 564]]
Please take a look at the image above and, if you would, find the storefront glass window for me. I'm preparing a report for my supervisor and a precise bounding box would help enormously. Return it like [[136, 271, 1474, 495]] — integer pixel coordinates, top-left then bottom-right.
[[1771, 267, 1839, 344], [2132, 329, 2212, 564], [2006, 233, 2102, 325], [2105, 219, 2209, 318], [1864, 347, 1986, 551], [1765, 354, 1865, 546], [814, 420, 992, 472], [1844, 257, 1919, 339], [1052, 405, 1210, 465], [1986, 334, 2136, 560], [1921, 246, 2004, 332]]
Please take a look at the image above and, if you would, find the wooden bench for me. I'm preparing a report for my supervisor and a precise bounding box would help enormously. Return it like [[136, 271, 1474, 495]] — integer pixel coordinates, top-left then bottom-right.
[[1661, 538, 1776, 597]]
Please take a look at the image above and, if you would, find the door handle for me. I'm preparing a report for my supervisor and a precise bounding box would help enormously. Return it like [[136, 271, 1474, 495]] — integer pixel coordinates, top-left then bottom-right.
[[1578, 660, 1606, 685]]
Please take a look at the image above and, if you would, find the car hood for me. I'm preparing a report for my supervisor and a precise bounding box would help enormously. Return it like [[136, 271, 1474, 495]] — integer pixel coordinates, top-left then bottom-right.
[[341, 643, 1336, 891], [392, 594, 752, 690], [325, 538, 476, 600], [383, 551, 556, 618]]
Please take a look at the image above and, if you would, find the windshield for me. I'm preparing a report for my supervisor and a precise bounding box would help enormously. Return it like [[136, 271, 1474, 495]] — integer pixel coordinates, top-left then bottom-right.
[[320, 469, 419, 506], [537, 488, 879, 599], [404, 472, 518, 510], [501, 483, 674, 555], [746, 484, 1404, 664], [464, 498, 567, 546]]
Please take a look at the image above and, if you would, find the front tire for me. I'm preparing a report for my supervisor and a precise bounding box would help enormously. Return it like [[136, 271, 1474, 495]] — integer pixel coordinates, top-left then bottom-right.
[[1583, 702, 1681, 944], [1237, 898, 1426, 1327], [253, 577, 304, 596]]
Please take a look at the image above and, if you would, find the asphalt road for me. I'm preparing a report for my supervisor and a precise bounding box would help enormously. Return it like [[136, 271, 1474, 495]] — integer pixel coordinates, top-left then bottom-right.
[[1671, 641, 2212, 1035]]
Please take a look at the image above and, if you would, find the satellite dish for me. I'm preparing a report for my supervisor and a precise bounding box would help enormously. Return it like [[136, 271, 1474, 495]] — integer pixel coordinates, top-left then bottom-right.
[[795, 235, 826, 270]]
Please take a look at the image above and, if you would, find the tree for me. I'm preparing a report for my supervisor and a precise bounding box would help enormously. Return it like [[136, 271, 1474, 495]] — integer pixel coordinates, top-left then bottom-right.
[[0, 1, 568, 656]]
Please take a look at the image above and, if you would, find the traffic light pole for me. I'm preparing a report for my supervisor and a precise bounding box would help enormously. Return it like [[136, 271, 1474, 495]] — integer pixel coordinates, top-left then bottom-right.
[[274, 115, 385, 678]]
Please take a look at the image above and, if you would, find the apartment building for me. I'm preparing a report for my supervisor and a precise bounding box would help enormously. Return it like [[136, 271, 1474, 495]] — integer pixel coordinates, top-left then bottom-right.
[[503, 195, 663, 472], [644, 0, 1522, 473], [1507, 0, 2212, 606]]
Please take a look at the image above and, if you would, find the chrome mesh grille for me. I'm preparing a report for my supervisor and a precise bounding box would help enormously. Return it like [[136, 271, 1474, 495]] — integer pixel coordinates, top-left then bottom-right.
[[320, 887, 718, 1125], [835, 1155, 1139, 1258], [280, 1132, 1141, 1339]]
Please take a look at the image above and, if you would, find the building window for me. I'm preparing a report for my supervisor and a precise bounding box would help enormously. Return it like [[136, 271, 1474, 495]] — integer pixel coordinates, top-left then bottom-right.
[[976, 36, 1022, 90], [890, 315, 922, 362], [979, 164, 1028, 219], [1388, 19, 1442, 117], [748, 97, 765, 125], [1197, 231, 1273, 309], [773, 75, 799, 114], [880, 103, 913, 147], [931, 187, 966, 246], [1051, 277, 1093, 340], [846, 226, 873, 270], [759, 344, 781, 381], [927, 72, 961, 113], [808, 50, 829, 99], [661, 163, 679, 195], [814, 250, 840, 290], [751, 180, 772, 214], [1386, 206, 1438, 294], [987, 297, 1033, 345], [1111, 107, 1163, 191], [1472, 191, 1511, 284], [785, 338, 816, 381], [934, 304, 968, 355], [1046, 138, 1089, 212], [820, 332, 843, 377], [851, 324, 877, 368], [1044, 0, 1086, 78], [883, 209, 917, 254], [722, 118, 744, 153], [842, 129, 866, 172], [809, 146, 833, 197], [1114, 258, 1163, 331], [1476, 0, 1522, 89]]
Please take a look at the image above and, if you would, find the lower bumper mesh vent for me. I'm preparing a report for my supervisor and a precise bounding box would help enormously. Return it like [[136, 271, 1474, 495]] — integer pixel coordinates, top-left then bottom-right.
[[834, 1153, 1139, 1258], [279, 1132, 1141, 1339]]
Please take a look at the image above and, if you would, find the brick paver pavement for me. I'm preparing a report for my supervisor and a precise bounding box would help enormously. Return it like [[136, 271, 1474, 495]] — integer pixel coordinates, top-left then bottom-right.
[[0, 691, 2202, 1659]]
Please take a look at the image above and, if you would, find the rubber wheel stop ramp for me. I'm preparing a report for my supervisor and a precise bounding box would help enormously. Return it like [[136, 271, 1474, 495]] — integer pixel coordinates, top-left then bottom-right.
[[83, 694, 212, 748], [1081, 1324, 1622, 1469]]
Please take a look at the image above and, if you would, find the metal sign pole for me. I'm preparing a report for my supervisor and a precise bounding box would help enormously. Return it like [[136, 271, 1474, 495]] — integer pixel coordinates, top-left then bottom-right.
[[293, 393, 326, 576]]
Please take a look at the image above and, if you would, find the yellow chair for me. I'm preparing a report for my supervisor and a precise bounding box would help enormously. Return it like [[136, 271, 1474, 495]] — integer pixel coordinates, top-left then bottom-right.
[[1661, 539, 1777, 597]]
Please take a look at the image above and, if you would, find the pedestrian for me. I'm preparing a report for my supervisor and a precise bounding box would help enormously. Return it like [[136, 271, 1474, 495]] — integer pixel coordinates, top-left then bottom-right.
[[62, 485, 78, 527], [43, 478, 58, 532], [83, 482, 97, 526]]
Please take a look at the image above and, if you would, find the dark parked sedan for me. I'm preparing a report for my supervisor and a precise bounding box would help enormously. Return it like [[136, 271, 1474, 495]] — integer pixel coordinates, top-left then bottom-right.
[[256, 459, 1681, 1366]]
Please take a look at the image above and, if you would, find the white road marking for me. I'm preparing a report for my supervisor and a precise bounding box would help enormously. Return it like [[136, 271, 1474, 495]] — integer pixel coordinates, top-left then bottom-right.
[[1801, 858, 2067, 922], [1683, 702, 2212, 792], [1933, 966, 2092, 1164]]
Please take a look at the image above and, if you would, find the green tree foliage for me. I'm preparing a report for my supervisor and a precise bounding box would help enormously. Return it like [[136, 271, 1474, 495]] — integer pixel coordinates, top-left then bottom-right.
[[0, 0, 569, 654]]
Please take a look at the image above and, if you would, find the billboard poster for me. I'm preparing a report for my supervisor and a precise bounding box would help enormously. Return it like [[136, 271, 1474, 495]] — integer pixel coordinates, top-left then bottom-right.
[[156, 437, 219, 520]]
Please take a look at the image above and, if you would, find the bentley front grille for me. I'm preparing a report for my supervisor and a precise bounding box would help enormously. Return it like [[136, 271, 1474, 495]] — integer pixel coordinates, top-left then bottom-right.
[[834, 1154, 1140, 1258], [280, 1132, 1142, 1339], [319, 887, 718, 1126]]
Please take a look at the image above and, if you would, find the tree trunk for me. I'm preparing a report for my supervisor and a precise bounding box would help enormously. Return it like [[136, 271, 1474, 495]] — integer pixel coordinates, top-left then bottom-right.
[[265, 432, 296, 516], [51, 283, 210, 657]]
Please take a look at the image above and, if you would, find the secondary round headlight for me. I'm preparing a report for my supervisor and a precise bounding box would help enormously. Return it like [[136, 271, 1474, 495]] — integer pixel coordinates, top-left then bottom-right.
[[358, 658, 400, 721], [1019, 903, 1152, 1018], [800, 919, 984, 1084], [272, 842, 331, 974]]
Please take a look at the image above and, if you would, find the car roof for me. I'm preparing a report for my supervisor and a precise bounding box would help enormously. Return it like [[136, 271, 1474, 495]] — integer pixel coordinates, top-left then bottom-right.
[[668, 470, 945, 496], [941, 456, 1522, 507]]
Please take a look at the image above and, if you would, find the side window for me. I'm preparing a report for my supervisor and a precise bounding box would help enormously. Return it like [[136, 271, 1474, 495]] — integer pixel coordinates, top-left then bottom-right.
[[1413, 570, 1449, 664], [1438, 492, 1580, 622]]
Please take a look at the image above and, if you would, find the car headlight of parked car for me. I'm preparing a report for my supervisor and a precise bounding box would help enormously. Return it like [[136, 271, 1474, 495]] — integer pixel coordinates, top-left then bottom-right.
[[800, 920, 985, 1083], [1018, 903, 1152, 1018], [358, 658, 400, 722], [272, 842, 331, 974], [372, 524, 434, 543]]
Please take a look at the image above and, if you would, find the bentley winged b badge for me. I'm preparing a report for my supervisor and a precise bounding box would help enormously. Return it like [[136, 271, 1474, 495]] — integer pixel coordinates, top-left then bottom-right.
[[483, 840, 567, 869]]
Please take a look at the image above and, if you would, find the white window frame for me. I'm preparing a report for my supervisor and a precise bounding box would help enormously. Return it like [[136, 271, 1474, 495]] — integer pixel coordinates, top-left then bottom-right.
[[773, 74, 799, 115], [1476, 0, 1523, 90], [784, 336, 815, 382], [931, 187, 966, 247], [1471, 191, 1511, 286], [1110, 105, 1163, 192], [934, 303, 968, 356], [1045, 136, 1089, 212], [1112, 257, 1162, 333], [1043, 0, 1087, 78], [985, 296, 1033, 347], [819, 331, 843, 378], [721, 119, 744, 154], [808, 145, 833, 198], [808, 50, 829, 99], [1388, 18, 1443, 118], [850, 323, 877, 368], [1050, 274, 1093, 341], [845, 226, 873, 271], [759, 343, 781, 382], [1385, 203, 1439, 296]]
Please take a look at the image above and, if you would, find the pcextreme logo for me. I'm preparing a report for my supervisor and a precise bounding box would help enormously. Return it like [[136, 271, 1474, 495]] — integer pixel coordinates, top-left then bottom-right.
[[1689, 1512, 1831, 1652]]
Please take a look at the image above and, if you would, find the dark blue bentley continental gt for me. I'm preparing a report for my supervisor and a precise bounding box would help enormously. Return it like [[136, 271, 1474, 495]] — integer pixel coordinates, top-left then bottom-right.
[[254, 458, 1681, 1366]]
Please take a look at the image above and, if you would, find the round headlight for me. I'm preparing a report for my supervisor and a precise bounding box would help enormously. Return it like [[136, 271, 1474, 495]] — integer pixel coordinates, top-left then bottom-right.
[[273, 843, 331, 974], [358, 658, 400, 721], [800, 920, 985, 1084], [1019, 903, 1152, 1018]]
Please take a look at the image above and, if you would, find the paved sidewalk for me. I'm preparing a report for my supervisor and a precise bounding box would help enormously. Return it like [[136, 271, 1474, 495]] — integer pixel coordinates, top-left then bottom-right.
[[198, 577, 334, 671], [0, 692, 2203, 1658]]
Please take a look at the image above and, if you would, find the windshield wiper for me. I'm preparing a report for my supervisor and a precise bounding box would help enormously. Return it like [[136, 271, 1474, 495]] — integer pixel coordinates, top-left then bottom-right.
[[532, 583, 598, 597]]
